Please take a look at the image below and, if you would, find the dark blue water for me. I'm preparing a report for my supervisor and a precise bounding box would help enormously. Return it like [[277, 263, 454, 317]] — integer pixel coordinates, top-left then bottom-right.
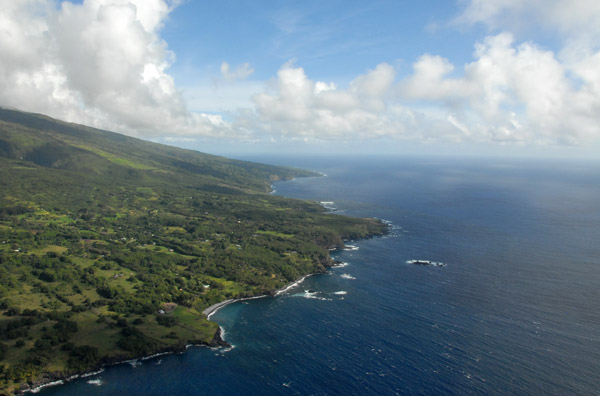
[[41, 156, 600, 395]]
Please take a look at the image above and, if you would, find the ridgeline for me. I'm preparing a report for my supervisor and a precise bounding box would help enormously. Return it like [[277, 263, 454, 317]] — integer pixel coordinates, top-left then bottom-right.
[[0, 108, 386, 394]]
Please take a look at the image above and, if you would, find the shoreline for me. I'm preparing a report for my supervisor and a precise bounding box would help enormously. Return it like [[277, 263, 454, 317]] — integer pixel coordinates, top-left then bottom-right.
[[20, 331, 228, 395], [15, 238, 384, 395], [6, 165, 390, 395], [202, 272, 316, 320], [16, 235, 385, 395], [20, 273, 320, 394]]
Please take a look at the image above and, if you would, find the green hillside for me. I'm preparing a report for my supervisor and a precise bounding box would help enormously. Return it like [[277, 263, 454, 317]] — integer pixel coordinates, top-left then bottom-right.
[[0, 108, 386, 393]]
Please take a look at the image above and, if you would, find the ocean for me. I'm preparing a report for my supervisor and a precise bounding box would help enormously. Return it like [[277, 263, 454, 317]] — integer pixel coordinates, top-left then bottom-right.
[[39, 156, 600, 395]]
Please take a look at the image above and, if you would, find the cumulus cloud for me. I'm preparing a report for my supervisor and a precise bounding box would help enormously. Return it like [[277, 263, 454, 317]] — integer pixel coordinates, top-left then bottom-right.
[[454, 1, 600, 71], [398, 32, 600, 144], [405, 1, 600, 146], [248, 62, 407, 140], [0, 0, 236, 138], [245, 28, 600, 146]]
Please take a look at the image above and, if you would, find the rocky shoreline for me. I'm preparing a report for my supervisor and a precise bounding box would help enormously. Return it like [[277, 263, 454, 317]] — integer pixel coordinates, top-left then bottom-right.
[[9, 238, 380, 395], [12, 327, 229, 395]]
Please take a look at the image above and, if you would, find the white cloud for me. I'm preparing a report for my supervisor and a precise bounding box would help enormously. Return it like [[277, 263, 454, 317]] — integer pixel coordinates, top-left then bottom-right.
[[240, 32, 600, 146], [0, 0, 238, 138], [2, 0, 600, 151], [220, 62, 254, 82], [455, 0, 600, 39], [398, 30, 600, 145], [248, 63, 406, 140]]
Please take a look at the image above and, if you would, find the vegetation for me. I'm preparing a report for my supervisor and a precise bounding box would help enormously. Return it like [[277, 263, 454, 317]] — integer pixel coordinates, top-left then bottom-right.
[[0, 108, 386, 393]]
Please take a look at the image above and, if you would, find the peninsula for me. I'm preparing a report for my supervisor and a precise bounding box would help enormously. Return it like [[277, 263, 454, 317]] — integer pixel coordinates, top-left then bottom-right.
[[0, 109, 386, 394]]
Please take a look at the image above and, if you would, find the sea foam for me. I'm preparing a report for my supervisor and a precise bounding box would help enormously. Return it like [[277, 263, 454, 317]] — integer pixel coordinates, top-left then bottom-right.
[[332, 262, 349, 268], [87, 379, 103, 386], [291, 290, 332, 301]]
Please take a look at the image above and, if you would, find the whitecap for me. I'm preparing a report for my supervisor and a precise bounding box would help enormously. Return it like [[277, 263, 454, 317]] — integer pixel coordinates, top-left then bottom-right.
[[319, 201, 337, 211], [29, 380, 64, 393], [219, 325, 227, 342], [87, 379, 103, 386], [216, 345, 236, 354], [332, 262, 349, 268], [142, 351, 171, 361], [274, 274, 312, 296], [333, 291, 348, 295], [340, 273, 356, 280], [81, 369, 104, 378], [128, 360, 142, 368], [343, 245, 359, 251], [292, 290, 332, 301]]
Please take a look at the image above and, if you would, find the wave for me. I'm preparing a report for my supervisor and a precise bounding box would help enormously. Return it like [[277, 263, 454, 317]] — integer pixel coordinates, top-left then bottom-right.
[[141, 351, 172, 361], [81, 369, 105, 378], [274, 274, 312, 296], [332, 262, 349, 268], [216, 345, 237, 354], [219, 325, 227, 342], [343, 245, 359, 251], [29, 380, 65, 393], [292, 290, 332, 301], [340, 273, 356, 280], [128, 360, 142, 368], [319, 201, 337, 211], [87, 379, 103, 386], [333, 291, 348, 295]]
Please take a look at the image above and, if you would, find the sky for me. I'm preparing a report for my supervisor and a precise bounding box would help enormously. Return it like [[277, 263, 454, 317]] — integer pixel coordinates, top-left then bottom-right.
[[1, 0, 600, 158]]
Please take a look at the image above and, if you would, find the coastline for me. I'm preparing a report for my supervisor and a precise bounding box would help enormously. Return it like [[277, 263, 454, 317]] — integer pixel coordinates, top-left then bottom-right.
[[202, 272, 316, 320], [3, 151, 388, 395], [13, 233, 386, 395], [17, 272, 322, 395], [19, 328, 229, 395], [13, 227, 385, 395]]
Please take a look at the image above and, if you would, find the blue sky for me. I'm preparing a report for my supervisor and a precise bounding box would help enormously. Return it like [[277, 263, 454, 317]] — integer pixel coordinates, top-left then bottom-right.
[[164, 1, 466, 81], [2, 1, 600, 157]]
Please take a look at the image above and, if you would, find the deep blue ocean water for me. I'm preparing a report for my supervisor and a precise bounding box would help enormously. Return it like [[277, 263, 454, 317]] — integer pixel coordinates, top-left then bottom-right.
[[40, 156, 600, 395]]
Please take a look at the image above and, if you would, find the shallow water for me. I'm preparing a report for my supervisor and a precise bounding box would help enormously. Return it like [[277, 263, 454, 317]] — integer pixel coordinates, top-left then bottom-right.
[[40, 156, 600, 395]]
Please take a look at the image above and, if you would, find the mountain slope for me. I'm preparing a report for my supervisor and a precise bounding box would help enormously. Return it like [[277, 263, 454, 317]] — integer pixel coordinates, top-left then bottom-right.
[[0, 108, 315, 193], [0, 108, 386, 393]]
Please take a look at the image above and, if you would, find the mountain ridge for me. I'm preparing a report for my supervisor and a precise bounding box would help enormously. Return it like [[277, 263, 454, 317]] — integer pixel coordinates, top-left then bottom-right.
[[0, 107, 315, 193]]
